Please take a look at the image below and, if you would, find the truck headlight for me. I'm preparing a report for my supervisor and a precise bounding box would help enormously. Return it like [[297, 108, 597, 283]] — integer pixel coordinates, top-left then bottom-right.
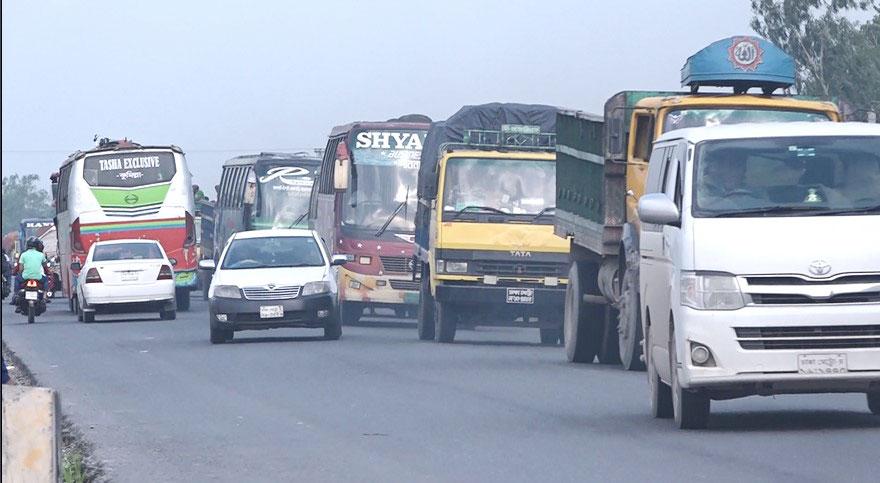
[[680, 272, 744, 310], [439, 260, 468, 273], [302, 281, 331, 296], [212, 285, 241, 299]]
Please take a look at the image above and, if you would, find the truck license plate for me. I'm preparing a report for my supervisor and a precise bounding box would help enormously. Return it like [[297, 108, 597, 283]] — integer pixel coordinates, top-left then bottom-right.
[[260, 305, 284, 319], [25, 291, 38, 300], [506, 288, 534, 304], [798, 354, 848, 375]]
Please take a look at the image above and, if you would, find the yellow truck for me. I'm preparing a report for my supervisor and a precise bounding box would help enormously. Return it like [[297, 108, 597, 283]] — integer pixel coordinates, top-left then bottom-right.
[[555, 36, 841, 369], [414, 103, 568, 343]]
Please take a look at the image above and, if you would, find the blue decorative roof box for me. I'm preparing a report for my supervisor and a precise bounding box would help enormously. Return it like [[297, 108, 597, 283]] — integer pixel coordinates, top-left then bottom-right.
[[681, 36, 796, 93]]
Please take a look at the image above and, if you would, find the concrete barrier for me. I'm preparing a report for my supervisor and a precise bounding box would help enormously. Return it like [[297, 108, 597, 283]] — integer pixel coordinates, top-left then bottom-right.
[[2, 385, 61, 483]]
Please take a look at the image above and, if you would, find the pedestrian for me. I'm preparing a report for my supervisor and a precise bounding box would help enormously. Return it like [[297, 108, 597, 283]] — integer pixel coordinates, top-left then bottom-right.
[[193, 184, 207, 202]]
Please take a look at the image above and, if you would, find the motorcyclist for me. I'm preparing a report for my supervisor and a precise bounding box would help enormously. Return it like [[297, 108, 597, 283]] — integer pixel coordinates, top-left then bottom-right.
[[13, 237, 49, 312], [1, 248, 11, 299]]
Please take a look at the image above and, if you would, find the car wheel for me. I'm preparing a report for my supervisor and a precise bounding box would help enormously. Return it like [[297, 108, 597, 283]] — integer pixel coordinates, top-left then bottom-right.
[[417, 267, 435, 341], [647, 319, 673, 419], [210, 325, 230, 344], [670, 327, 710, 429], [563, 261, 602, 363], [176, 288, 191, 311], [82, 309, 95, 323], [434, 300, 456, 343], [868, 392, 880, 415], [618, 261, 645, 371], [74, 296, 83, 322], [539, 327, 563, 346], [161, 309, 176, 320], [324, 314, 342, 340], [68, 296, 74, 313]]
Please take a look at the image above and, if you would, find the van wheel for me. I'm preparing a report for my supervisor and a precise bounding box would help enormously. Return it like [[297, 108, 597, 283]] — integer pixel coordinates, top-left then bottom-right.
[[618, 260, 645, 371], [435, 300, 457, 343], [563, 261, 602, 363], [540, 328, 563, 346], [868, 392, 880, 415], [176, 288, 191, 311], [417, 268, 435, 340], [647, 320, 672, 418], [670, 329, 710, 429]]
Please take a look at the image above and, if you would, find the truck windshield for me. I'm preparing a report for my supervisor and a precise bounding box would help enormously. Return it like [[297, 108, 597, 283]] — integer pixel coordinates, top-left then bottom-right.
[[442, 157, 555, 216], [664, 108, 830, 133], [693, 136, 880, 217], [82, 151, 177, 187], [254, 165, 316, 228]]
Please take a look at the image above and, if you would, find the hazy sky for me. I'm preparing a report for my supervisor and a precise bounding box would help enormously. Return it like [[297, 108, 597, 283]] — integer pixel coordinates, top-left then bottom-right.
[[2, 0, 753, 192]]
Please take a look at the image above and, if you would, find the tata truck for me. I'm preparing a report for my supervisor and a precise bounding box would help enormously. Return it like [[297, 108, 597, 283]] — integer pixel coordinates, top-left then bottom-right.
[[415, 103, 568, 343], [555, 36, 841, 369]]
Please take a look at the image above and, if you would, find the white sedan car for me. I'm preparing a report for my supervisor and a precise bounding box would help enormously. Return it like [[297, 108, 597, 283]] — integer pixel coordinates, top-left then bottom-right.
[[75, 239, 177, 322], [199, 229, 346, 343]]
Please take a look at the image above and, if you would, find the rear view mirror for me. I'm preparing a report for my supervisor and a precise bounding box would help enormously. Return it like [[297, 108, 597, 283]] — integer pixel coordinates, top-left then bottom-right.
[[70, 261, 82, 271], [330, 255, 348, 266], [637, 193, 680, 226], [198, 259, 216, 272], [334, 157, 350, 191]]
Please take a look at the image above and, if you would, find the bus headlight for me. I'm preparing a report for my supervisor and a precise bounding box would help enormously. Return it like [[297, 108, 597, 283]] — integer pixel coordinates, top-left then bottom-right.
[[212, 285, 242, 299], [302, 281, 331, 296], [680, 272, 744, 310]]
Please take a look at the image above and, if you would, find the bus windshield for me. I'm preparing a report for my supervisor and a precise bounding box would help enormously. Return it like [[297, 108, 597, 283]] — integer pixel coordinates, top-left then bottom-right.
[[254, 165, 316, 228], [663, 108, 831, 133], [82, 151, 177, 188], [341, 133, 423, 233], [442, 157, 556, 216]]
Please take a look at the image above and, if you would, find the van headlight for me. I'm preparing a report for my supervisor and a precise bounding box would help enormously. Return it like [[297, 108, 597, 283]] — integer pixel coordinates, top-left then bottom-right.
[[437, 260, 468, 274], [302, 281, 331, 296], [212, 285, 241, 299], [680, 272, 744, 310]]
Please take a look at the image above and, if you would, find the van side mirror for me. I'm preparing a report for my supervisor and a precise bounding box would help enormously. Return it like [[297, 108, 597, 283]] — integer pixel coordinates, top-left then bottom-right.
[[70, 261, 82, 271], [637, 193, 680, 225], [330, 255, 348, 266], [334, 158, 350, 191], [198, 259, 216, 272]]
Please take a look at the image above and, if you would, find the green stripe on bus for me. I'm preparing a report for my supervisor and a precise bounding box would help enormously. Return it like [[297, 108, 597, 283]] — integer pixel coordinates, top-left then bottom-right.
[[81, 219, 185, 233], [90, 184, 171, 208]]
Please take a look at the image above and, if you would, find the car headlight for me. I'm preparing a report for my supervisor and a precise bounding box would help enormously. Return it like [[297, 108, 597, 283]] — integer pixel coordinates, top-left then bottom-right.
[[212, 285, 241, 299], [437, 260, 468, 274], [680, 272, 744, 310], [301, 281, 331, 296]]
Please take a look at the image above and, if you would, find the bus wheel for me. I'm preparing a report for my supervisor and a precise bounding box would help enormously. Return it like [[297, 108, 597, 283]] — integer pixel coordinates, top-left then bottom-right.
[[176, 288, 191, 311], [341, 302, 362, 325]]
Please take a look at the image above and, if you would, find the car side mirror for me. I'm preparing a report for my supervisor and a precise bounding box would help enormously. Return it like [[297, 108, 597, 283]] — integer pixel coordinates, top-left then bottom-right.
[[70, 261, 82, 271], [330, 255, 348, 266], [198, 259, 216, 272], [637, 193, 680, 226]]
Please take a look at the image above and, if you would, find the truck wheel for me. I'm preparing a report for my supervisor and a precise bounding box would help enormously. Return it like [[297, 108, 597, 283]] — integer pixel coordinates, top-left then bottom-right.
[[417, 268, 435, 340], [176, 288, 191, 311], [435, 300, 457, 343], [540, 328, 563, 346], [341, 302, 362, 325], [868, 392, 880, 415], [598, 307, 622, 364], [670, 327, 710, 429], [618, 261, 646, 371], [564, 261, 602, 363]]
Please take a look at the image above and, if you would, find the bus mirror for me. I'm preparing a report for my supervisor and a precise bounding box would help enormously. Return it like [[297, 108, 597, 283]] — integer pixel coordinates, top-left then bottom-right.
[[334, 157, 350, 191], [70, 261, 82, 271], [243, 173, 257, 205]]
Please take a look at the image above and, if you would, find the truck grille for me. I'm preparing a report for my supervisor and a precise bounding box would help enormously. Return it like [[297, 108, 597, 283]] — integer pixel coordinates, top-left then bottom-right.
[[380, 256, 413, 274], [475, 261, 566, 278], [242, 285, 301, 300], [735, 325, 880, 350], [389, 279, 420, 291]]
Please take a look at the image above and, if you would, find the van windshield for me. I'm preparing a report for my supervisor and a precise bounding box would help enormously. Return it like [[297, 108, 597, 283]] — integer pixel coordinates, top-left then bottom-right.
[[692, 136, 880, 217], [664, 108, 831, 133]]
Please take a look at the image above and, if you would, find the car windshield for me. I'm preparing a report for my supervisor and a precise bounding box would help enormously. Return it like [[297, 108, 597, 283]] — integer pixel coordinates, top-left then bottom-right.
[[93, 243, 164, 261], [221, 236, 325, 269], [693, 135, 880, 217], [442, 157, 555, 216], [253, 164, 317, 228], [663, 108, 831, 133]]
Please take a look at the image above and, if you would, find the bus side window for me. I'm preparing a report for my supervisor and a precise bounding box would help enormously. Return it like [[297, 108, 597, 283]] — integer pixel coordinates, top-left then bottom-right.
[[218, 168, 231, 207], [320, 138, 340, 194], [57, 165, 71, 213]]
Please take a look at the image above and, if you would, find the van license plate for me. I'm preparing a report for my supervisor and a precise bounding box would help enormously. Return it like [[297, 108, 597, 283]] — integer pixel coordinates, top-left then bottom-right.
[[798, 354, 848, 375], [260, 305, 284, 319], [506, 288, 534, 304], [25, 291, 38, 300]]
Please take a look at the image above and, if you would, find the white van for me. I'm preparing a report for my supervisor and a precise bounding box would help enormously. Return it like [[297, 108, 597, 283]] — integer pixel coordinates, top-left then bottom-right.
[[636, 122, 880, 429]]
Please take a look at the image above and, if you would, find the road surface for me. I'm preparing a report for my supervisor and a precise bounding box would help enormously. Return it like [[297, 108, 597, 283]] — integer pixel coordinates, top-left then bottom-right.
[[2, 299, 878, 482]]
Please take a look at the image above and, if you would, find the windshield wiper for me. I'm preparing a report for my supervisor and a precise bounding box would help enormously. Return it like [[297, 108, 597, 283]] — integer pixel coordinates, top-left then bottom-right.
[[449, 205, 508, 220], [289, 211, 309, 228], [807, 203, 880, 216], [530, 206, 556, 223], [375, 186, 411, 237], [703, 205, 838, 218]]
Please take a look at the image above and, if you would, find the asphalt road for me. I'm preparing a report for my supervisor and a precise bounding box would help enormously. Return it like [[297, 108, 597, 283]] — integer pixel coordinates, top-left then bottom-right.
[[2, 298, 879, 482]]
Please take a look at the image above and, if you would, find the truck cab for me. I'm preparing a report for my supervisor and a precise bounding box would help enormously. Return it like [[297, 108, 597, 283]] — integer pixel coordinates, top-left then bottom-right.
[[415, 104, 568, 343]]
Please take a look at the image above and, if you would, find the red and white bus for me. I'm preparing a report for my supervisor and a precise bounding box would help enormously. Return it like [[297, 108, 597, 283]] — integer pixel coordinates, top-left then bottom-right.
[[310, 117, 430, 323]]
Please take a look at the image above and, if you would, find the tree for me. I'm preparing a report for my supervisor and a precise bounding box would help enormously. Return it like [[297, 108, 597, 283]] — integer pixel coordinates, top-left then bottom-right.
[[751, 0, 880, 110], [1, 174, 55, 235]]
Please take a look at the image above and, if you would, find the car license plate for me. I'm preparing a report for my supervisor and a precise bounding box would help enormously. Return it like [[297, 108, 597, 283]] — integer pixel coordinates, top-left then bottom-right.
[[121, 271, 138, 282], [506, 288, 534, 304], [260, 305, 284, 319], [25, 291, 38, 300], [798, 354, 848, 375]]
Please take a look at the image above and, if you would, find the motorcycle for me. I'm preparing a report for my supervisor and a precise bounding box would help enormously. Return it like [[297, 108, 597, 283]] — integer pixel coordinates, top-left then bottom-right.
[[18, 278, 47, 324]]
